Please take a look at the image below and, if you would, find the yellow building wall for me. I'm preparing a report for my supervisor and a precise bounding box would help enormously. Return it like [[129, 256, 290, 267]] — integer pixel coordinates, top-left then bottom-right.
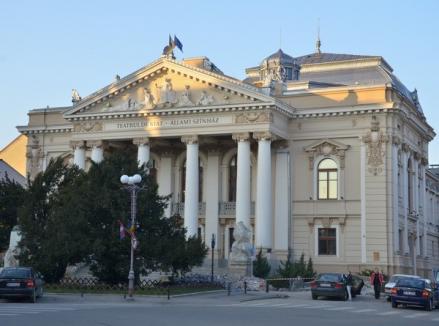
[[0, 134, 27, 176]]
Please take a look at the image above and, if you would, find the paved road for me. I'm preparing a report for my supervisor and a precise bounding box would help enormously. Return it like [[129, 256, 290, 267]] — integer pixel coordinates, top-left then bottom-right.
[[0, 291, 438, 326]]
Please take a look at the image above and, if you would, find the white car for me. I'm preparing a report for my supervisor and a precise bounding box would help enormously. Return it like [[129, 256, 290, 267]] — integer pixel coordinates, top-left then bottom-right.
[[384, 274, 421, 301]]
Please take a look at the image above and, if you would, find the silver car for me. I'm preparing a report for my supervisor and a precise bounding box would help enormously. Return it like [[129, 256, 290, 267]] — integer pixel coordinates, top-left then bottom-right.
[[385, 274, 420, 301]]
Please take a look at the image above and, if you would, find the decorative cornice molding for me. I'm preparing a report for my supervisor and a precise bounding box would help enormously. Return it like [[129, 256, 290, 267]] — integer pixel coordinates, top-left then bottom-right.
[[235, 111, 273, 124]]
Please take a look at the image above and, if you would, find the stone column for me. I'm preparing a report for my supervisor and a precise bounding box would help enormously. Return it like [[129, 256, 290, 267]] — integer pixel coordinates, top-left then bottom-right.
[[421, 162, 427, 257], [89, 140, 104, 163], [205, 149, 220, 260], [157, 152, 173, 218], [392, 140, 400, 253], [254, 132, 273, 249], [360, 140, 367, 263], [232, 132, 251, 228], [274, 145, 290, 252], [402, 148, 409, 254], [71, 141, 86, 169], [133, 137, 150, 169], [182, 135, 199, 238]]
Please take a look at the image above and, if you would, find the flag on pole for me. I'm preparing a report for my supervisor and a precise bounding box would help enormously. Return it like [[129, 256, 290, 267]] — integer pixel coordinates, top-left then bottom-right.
[[118, 220, 126, 240], [174, 35, 183, 52]]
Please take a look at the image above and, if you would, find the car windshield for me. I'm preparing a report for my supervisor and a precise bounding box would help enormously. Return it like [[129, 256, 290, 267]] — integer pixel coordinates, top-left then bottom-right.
[[318, 274, 341, 282], [0, 268, 31, 279], [396, 278, 425, 289]]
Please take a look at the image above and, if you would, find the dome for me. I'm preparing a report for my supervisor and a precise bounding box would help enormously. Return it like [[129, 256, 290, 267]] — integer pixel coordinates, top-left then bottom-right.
[[261, 49, 295, 66]]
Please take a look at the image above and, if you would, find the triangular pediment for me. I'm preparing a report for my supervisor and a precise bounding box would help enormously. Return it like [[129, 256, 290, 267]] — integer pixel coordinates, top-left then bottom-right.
[[64, 57, 285, 118], [304, 139, 350, 154]]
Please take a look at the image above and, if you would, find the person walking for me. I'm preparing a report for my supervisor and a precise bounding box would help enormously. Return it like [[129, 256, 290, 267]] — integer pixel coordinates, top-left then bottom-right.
[[345, 271, 353, 301], [370, 268, 384, 299]]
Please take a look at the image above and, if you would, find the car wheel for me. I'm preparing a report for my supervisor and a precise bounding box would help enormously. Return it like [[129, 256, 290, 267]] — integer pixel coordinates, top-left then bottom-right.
[[391, 300, 397, 308], [425, 298, 433, 311], [312, 294, 318, 300]]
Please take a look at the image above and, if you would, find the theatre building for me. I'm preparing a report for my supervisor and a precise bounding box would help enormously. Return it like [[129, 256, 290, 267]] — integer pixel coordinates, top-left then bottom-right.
[[18, 44, 439, 276]]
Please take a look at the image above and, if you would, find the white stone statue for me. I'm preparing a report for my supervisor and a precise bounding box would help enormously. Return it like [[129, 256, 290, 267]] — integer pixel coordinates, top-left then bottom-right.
[[3, 226, 21, 268], [197, 90, 215, 106], [143, 88, 156, 110], [177, 85, 194, 107], [229, 221, 252, 263], [156, 79, 177, 107], [71, 89, 81, 103]]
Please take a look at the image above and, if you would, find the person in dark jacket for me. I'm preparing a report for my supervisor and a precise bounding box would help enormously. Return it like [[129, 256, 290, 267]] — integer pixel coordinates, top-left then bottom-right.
[[370, 269, 384, 299], [345, 271, 353, 301]]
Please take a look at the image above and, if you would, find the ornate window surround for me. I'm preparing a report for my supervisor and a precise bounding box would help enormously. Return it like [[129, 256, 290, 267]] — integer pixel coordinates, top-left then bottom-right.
[[304, 139, 350, 200]]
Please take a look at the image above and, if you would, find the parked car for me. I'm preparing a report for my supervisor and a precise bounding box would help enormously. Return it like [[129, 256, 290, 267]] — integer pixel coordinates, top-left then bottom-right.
[[0, 267, 44, 303], [384, 274, 421, 301], [311, 273, 363, 300], [391, 278, 439, 311]]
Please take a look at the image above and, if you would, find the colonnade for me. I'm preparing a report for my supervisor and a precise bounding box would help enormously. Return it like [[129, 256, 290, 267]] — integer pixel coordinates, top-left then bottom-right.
[[71, 132, 278, 250]]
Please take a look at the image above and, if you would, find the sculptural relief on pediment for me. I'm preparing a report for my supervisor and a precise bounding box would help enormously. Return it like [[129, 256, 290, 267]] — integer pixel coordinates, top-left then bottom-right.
[[79, 70, 261, 115]]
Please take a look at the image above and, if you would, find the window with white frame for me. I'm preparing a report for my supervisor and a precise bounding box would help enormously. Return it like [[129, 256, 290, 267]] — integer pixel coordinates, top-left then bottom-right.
[[317, 227, 337, 255], [317, 159, 338, 200]]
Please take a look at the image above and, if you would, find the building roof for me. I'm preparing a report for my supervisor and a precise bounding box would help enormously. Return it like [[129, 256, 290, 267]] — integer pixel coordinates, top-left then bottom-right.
[[295, 52, 379, 66]]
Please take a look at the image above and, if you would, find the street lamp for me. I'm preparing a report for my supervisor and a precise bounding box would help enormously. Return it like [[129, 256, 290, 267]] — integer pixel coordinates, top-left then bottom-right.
[[120, 174, 142, 299], [211, 233, 215, 283]]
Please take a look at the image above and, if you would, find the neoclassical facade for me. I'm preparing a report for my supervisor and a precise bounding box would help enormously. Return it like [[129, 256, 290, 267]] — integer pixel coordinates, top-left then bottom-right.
[[18, 46, 439, 276]]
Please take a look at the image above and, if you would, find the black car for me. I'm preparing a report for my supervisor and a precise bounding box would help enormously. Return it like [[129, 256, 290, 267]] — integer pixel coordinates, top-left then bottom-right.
[[0, 267, 44, 303], [311, 273, 364, 300]]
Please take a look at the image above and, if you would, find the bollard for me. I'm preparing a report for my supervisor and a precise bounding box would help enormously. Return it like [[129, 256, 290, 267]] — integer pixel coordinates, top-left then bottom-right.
[[167, 287, 170, 300], [227, 282, 231, 296], [266, 280, 269, 293], [244, 281, 247, 295]]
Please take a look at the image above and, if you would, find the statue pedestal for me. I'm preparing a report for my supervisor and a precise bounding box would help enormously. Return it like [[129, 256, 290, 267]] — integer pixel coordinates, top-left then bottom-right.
[[228, 258, 251, 281]]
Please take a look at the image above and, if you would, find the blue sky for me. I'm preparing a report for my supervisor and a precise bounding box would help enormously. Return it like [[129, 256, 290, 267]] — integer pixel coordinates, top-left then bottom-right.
[[1, 0, 438, 161]]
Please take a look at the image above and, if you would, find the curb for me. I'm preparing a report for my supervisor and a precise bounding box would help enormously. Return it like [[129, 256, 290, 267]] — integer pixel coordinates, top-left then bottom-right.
[[240, 294, 289, 302]]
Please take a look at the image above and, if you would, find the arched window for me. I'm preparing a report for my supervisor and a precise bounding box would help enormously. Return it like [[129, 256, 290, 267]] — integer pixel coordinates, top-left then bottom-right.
[[408, 159, 413, 212], [228, 155, 237, 202], [318, 158, 338, 200], [180, 159, 203, 202]]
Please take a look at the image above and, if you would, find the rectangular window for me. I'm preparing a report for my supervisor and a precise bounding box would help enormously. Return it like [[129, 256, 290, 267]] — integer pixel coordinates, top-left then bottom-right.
[[398, 229, 403, 253], [229, 228, 235, 252], [318, 228, 336, 255]]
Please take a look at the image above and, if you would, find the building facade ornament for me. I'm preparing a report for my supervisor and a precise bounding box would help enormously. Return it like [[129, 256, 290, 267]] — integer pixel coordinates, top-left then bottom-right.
[[133, 137, 150, 146], [26, 135, 43, 177], [87, 140, 104, 149], [177, 85, 194, 107], [181, 135, 198, 145], [232, 132, 250, 142], [70, 140, 86, 150], [304, 139, 350, 170], [253, 131, 275, 141], [156, 79, 177, 107], [197, 90, 215, 106], [142, 88, 156, 110], [401, 142, 410, 153], [392, 135, 401, 146], [73, 121, 103, 133], [362, 116, 388, 176], [235, 111, 273, 124]]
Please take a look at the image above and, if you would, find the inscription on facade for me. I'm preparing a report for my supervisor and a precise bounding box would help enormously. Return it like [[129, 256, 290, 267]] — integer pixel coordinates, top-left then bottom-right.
[[104, 116, 233, 131]]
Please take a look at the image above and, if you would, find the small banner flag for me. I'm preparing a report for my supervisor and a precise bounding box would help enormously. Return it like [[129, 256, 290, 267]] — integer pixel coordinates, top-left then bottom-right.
[[118, 220, 126, 240], [174, 35, 183, 52]]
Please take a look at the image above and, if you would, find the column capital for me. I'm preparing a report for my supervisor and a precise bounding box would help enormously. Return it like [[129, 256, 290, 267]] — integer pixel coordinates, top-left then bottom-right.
[[70, 140, 86, 150], [253, 131, 275, 141], [133, 137, 150, 146], [87, 140, 104, 148], [232, 132, 250, 142], [392, 135, 401, 146], [181, 135, 198, 145]]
